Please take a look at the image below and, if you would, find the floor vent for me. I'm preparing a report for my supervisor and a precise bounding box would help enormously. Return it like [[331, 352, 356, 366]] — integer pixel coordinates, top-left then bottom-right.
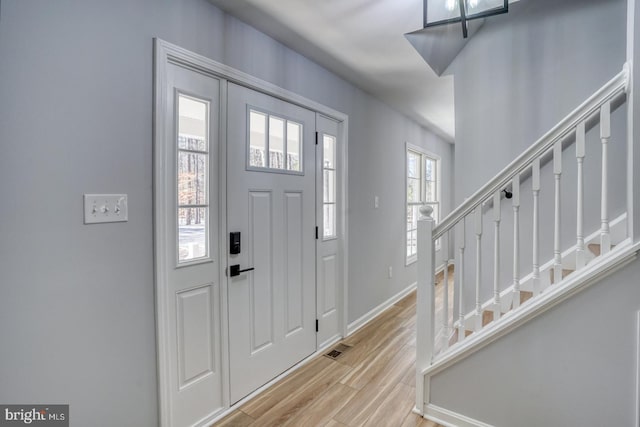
[[324, 343, 352, 360]]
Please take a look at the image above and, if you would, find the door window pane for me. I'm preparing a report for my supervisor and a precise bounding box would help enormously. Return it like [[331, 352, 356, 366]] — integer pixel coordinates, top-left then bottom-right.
[[323, 134, 337, 239], [323, 204, 336, 239], [178, 96, 208, 151], [178, 208, 208, 262], [323, 170, 336, 203], [323, 135, 336, 169], [269, 116, 285, 169], [177, 94, 210, 264], [287, 121, 302, 171], [249, 111, 267, 168], [248, 109, 304, 173], [178, 152, 207, 205]]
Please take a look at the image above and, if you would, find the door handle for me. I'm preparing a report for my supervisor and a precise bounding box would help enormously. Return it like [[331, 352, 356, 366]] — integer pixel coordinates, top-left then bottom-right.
[[229, 264, 255, 277]]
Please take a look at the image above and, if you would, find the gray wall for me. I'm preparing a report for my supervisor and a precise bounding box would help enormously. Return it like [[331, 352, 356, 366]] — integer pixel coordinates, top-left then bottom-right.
[[451, 0, 626, 203], [446, 0, 628, 313], [0, 0, 451, 425], [427, 0, 640, 425]]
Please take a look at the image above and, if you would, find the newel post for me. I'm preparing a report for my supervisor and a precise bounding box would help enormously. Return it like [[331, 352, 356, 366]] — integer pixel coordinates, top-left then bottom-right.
[[416, 204, 435, 412]]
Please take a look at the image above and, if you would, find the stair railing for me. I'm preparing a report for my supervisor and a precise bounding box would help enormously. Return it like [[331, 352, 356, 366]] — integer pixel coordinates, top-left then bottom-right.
[[415, 63, 629, 411]]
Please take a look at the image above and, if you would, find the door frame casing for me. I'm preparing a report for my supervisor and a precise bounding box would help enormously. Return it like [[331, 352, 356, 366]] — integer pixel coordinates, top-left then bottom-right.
[[153, 39, 349, 426]]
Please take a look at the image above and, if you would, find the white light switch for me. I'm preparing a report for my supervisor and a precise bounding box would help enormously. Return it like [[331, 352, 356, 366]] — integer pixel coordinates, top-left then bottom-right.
[[374, 196, 379, 209], [84, 194, 128, 224]]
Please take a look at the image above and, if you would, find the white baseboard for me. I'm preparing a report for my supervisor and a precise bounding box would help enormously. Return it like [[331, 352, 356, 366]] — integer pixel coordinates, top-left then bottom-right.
[[424, 404, 495, 427], [347, 263, 449, 336], [636, 311, 640, 427], [347, 282, 417, 336]]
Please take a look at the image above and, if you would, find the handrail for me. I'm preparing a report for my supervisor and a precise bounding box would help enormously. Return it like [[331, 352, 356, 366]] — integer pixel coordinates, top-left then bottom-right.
[[433, 64, 629, 240]]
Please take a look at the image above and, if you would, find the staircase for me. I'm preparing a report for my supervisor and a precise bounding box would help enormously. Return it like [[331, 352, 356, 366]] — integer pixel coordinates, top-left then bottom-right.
[[414, 64, 639, 426]]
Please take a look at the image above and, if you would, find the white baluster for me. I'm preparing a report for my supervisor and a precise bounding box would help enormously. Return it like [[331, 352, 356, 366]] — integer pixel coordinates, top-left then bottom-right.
[[512, 174, 521, 309], [553, 140, 563, 284], [600, 101, 611, 254], [492, 191, 501, 320], [416, 205, 435, 410], [532, 158, 541, 295], [576, 122, 586, 269], [475, 206, 483, 331], [441, 231, 450, 350], [457, 219, 466, 343]]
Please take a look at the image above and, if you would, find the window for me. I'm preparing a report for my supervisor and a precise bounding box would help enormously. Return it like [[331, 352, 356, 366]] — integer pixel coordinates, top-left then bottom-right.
[[249, 109, 303, 173], [177, 94, 210, 263], [406, 145, 440, 264], [323, 134, 337, 239]]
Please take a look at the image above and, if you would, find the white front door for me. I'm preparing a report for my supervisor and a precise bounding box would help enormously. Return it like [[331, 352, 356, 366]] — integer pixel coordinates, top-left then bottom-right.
[[227, 83, 317, 403], [157, 63, 223, 426]]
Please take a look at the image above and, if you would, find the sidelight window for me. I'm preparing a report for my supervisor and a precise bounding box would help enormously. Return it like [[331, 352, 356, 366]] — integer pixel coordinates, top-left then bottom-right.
[[323, 134, 337, 239], [177, 94, 210, 263]]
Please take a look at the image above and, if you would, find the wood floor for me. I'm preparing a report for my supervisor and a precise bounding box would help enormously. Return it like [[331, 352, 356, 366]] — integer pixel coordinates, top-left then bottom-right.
[[212, 289, 443, 427]]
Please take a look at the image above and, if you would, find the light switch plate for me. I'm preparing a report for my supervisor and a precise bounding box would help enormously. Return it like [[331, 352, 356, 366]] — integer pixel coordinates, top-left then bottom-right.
[[84, 194, 128, 224]]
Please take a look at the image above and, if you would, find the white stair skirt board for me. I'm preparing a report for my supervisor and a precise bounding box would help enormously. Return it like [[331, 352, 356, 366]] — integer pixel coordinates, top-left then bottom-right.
[[347, 262, 449, 336], [455, 212, 627, 331], [422, 404, 496, 427]]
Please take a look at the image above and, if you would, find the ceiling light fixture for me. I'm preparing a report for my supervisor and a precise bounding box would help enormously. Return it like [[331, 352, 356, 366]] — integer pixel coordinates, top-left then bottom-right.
[[424, 0, 508, 38]]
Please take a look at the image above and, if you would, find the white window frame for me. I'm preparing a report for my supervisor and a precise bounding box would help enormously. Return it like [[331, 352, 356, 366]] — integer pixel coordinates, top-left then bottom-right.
[[322, 133, 338, 240], [245, 105, 305, 176], [405, 142, 441, 266], [176, 91, 213, 267]]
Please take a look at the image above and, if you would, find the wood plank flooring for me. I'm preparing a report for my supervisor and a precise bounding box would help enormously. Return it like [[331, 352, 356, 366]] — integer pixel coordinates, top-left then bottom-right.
[[212, 289, 443, 427]]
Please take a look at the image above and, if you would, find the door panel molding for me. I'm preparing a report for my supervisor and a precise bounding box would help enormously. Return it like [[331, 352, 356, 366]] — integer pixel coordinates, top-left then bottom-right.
[[284, 191, 305, 335], [248, 190, 274, 353]]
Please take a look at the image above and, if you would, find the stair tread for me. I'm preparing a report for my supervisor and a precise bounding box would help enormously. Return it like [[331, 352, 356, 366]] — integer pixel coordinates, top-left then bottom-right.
[[520, 290, 533, 304], [549, 268, 574, 285], [482, 310, 493, 326], [448, 328, 473, 346], [588, 243, 616, 257]]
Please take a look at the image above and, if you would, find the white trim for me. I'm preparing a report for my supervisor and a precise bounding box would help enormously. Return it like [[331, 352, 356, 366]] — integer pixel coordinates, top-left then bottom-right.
[[341, 118, 350, 338], [157, 40, 348, 122], [423, 240, 640, 378], [347, 282, 417, 335], [154, 38, 350, 426], [204, 335, 342, 426], [636, 310, 640, 427], [218, 78, 231, 410], [153, 38, 173, 427], [423, 404, 495, 427], [627, 0, 636, 242]]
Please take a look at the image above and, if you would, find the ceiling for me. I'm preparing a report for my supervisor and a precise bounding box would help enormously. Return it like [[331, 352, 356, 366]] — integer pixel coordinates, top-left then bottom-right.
[[208, 0, 456, 142]]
